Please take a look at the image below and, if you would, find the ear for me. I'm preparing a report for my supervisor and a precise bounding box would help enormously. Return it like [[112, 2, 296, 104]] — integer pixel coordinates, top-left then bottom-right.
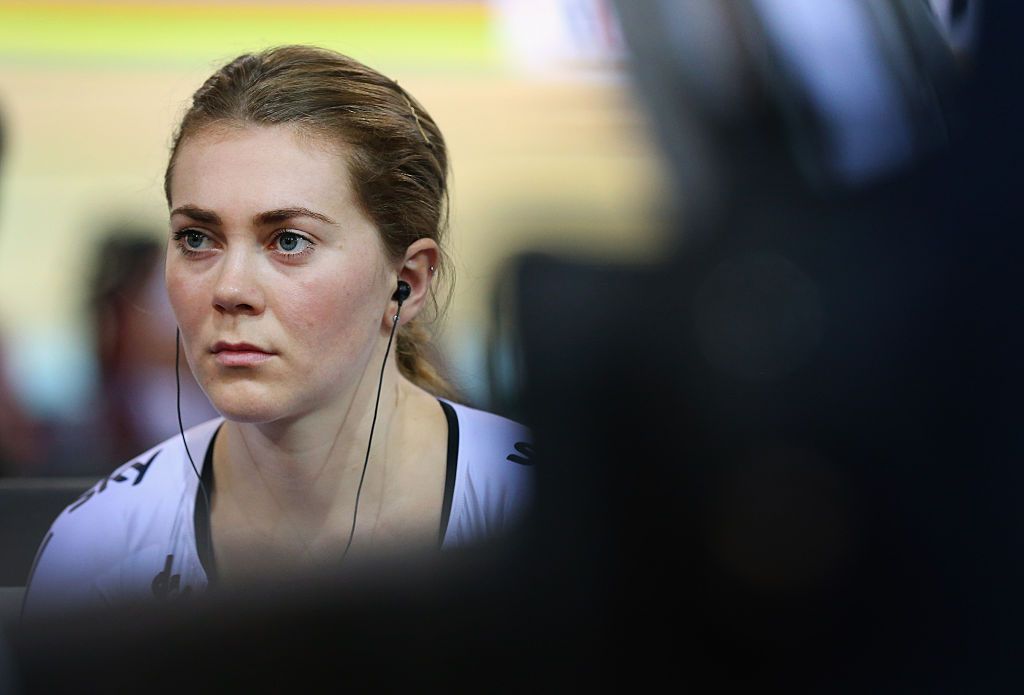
[[386, 237, 439, 328]]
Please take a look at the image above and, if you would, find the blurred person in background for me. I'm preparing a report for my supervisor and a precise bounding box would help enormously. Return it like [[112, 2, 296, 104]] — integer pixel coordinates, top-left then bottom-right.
[[0, 103, 46, 476], [89, 229, 217, 465], [42, 229, 220, 476], [21, 45, 533, 617]]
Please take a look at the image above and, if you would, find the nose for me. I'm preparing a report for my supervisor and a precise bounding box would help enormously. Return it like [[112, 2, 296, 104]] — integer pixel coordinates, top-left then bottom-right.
[[212, 248, 264, 316]]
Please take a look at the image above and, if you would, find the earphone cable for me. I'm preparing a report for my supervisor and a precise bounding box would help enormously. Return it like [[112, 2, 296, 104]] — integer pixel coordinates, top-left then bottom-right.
[[176, 328, 214, 564], [341, 303, 402, 561]]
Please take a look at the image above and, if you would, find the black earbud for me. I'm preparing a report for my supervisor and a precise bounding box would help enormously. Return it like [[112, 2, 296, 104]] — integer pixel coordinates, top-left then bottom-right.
[[393, 280, 411, 305]]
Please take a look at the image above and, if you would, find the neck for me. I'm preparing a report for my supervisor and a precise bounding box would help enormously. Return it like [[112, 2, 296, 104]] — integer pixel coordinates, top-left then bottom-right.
[[214, 342, 409, 527], [206, 354, 451, 579]]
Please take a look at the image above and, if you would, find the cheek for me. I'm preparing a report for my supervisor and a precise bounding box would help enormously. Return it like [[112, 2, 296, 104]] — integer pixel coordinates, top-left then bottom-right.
[[288, 276, 364, 339], [283, 268, 386, 355], [164, 259, 206, 328]]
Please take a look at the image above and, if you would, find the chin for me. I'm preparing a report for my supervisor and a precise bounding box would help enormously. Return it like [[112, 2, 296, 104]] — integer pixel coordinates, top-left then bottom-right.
[[203, 382, 291, 424]]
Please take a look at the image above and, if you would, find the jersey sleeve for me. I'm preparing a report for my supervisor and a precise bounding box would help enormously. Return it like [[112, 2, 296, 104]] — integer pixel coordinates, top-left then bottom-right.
[[21, 485, 128, 619], [20, 448, 165, 620]]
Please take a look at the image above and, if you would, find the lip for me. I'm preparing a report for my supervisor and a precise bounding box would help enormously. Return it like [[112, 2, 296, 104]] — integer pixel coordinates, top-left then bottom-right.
[[211, 341, 276, 367]]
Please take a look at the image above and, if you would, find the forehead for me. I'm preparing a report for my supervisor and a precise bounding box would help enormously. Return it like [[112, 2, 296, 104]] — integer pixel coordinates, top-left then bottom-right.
[[168, 124, 357, 216]]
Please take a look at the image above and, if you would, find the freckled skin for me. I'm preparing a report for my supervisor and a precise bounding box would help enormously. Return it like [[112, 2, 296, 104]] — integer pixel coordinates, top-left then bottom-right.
[[165, 125, 395, 424]]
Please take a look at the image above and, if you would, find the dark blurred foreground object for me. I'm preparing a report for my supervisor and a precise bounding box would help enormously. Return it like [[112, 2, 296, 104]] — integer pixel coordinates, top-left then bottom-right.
[[5, 0, 1023, 692], [510, 0, 1021, 690], [8, 536, 591, 694]]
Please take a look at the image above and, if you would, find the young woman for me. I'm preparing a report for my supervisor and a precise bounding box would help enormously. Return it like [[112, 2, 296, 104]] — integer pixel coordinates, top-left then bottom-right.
[[23, 45, 533, 615]]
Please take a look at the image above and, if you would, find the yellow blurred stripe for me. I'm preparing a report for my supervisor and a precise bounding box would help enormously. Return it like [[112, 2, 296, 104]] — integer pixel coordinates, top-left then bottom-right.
[[0, 2, 497, 69]]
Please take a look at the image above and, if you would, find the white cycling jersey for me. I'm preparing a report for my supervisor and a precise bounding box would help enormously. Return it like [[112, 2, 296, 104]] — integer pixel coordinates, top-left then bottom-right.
[[22, 399, 533, 617]]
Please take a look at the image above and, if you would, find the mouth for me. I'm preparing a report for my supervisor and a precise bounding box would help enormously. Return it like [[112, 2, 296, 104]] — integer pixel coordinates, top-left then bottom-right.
[[211, 341, 276, 367]]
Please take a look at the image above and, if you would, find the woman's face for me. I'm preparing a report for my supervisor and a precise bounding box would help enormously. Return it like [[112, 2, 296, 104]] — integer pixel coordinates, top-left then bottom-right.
[[166, 124, 394, 423]]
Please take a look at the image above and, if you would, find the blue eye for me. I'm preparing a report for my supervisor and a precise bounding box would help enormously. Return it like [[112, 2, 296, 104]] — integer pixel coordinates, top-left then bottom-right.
[[274, 231, 313, 255], [173, 229, 213, 255]]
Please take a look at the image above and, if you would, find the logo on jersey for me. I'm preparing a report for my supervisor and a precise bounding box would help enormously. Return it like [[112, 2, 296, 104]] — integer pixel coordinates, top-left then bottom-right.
[[68, 449, 161, 513], [506, 441, 534, 466], [152, 554, 193, 600]]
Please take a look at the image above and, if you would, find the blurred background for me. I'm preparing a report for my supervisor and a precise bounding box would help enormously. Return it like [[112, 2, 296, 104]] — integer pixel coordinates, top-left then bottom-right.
[[5, 0, 1024, 691], [0, 0, 668, 476]]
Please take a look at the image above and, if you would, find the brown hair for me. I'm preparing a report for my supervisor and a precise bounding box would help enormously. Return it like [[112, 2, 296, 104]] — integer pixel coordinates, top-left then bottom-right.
[[165, 45, 457, 400]]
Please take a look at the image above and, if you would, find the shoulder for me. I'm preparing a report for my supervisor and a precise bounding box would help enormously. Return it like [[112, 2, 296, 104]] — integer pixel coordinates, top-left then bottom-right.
[[440, 400, 534, 548], [47, 417, 221, 523], [21, 418, 222, 617], [444, 400, 533, 467]]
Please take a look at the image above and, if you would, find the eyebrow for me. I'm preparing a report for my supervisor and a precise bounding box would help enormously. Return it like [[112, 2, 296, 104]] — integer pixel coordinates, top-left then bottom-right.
[[255, 207, 337, 226], [169, 205, 337, 226], [170, 205, 221, 225]]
